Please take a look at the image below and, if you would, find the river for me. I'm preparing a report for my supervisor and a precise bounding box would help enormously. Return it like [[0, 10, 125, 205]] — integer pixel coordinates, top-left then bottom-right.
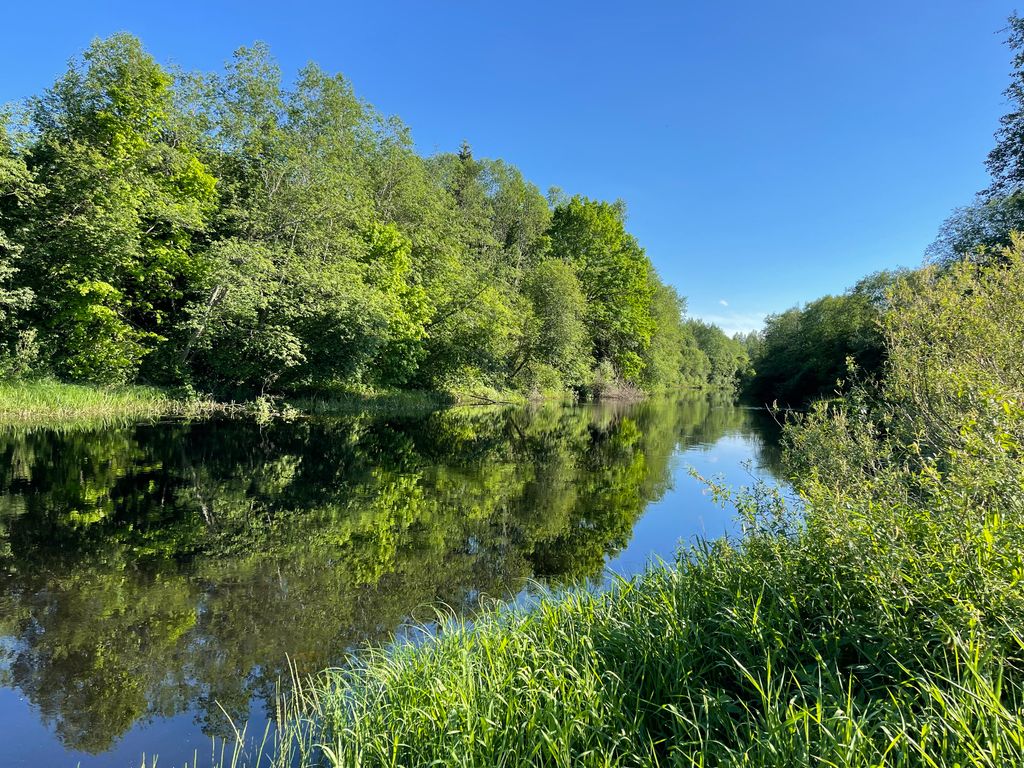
[[0, 393, 784, 766]]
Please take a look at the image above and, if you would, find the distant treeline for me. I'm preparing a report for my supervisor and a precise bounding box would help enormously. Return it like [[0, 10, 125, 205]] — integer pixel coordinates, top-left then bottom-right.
[[0, 35, 745, 400], [741, 15, 1024, 408]]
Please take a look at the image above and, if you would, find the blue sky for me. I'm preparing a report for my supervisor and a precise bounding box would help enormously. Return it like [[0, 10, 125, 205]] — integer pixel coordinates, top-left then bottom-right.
[[1, 1, 1016, 333]]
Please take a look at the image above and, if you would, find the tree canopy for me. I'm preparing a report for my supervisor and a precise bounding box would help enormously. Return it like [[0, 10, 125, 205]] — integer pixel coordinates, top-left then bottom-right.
[[0, 35, 739, 398]]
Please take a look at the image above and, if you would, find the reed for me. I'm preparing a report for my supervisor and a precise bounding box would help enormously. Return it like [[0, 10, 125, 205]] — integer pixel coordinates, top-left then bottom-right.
[[0, 379, 242, 426]]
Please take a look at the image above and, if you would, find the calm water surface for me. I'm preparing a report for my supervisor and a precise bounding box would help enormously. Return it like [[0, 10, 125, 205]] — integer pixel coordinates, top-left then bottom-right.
[[0, 394, 783, 766]]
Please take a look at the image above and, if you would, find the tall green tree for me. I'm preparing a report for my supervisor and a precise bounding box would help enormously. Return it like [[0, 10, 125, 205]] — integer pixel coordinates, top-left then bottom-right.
[[514, 259, 590, 390], [17, 34, 217, 383], [987, 14, 1024, 197], [549, 197, 655, 384], [0, 122, 38, 376], [642, 280, 688, 390], [927, 14, 1024, 266]]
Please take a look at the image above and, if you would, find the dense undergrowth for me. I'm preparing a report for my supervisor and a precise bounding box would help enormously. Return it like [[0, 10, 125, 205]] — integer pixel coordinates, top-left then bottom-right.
[[184, 241, 1024, 768]]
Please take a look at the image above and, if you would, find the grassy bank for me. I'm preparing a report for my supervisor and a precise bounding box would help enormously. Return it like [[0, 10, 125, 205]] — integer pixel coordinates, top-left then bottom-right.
[[215, 474, 1020, 768], [0, 380, 180, 425], [0, 380, 603, 426], [0, 381, 517, 426], [0, 380, 246, 426]]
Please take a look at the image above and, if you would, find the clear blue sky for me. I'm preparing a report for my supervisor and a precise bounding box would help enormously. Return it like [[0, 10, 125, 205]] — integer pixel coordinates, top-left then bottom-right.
[[1, 1, 1016, 333]]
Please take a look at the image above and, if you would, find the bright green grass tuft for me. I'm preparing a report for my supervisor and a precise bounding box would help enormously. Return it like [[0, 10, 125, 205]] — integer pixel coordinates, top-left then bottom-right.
[[0, 379, 235, 426]]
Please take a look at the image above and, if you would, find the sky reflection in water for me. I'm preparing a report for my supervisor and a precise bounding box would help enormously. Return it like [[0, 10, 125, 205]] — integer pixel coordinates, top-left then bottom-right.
[[0, 394, 783, 766]]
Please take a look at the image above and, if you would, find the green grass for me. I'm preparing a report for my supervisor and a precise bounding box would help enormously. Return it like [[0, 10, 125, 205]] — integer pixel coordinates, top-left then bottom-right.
[[0, 380, 561, 428], [0, 379, 238, 426], [194, 475, 1023, 768]]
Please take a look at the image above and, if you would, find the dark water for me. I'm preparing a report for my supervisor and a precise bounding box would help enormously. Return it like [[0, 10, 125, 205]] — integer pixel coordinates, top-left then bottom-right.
[[0, 394, 783, 767]]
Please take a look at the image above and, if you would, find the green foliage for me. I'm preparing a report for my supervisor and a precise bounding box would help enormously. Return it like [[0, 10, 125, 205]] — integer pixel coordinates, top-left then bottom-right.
[[516, 259, 590, 391], [0, 122, 38, 377], [17, 34, 217, 383], [685, 319, 749, 391], [0, 379, 171, 423], [745, 272, 896, 405], [236, 235, 1024, 768], [986, 13, 1024, 197], [549, 197, 656, 385], [928, 14, 1024, 266], [0, 35, 741, 398], [928, 192, 1024, 265], [642, 282, 731, 392], [786, 235, 1024, 490]]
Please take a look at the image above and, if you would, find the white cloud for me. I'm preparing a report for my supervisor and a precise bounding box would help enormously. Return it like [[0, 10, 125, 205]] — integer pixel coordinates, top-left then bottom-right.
[[692, 311, 767, 336], [718, 299, 729, 307]]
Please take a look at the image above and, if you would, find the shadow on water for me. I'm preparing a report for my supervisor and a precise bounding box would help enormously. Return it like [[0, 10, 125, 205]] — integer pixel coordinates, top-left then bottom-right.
[[0, 393, 782, 765]]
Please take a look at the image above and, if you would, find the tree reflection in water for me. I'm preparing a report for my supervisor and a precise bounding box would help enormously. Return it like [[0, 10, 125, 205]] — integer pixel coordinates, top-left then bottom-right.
[[0, 394, 779, 755]]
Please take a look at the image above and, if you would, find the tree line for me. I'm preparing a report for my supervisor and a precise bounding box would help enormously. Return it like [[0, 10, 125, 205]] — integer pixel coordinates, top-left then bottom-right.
[[742, 13, 1024, 408], [0, 34, 746, 400]]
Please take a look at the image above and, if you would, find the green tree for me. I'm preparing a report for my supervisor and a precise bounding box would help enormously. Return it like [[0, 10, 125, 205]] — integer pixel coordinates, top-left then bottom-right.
[[19, 34, 217, 383], [927, 193, 1024, 266], [986, 14, 1024, 197], [515, 259, 590, 390], [686, 319, 748, 391], [0, 122, 38, 376], [178, 49, 435, 396], [927, 14, 1024, 266], [548, 196, 655, 384], [642, 280, 688, 390]]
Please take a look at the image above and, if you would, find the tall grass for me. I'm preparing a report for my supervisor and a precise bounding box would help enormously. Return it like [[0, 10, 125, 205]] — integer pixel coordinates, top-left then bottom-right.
[[187, 478, 1022, 768], [0, 379, 261, 426], [0, 379, 178, 425]]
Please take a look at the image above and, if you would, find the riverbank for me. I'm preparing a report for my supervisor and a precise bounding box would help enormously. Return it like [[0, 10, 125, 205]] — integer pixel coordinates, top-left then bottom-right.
[[214, 467, 1022, 768], [0, 380, 213, 425], [0, 381, 526, 425], [0, 381, 614, 426]]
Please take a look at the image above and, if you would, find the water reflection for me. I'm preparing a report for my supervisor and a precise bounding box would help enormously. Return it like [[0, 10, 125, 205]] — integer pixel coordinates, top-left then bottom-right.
[[0, 394, 779, 763]]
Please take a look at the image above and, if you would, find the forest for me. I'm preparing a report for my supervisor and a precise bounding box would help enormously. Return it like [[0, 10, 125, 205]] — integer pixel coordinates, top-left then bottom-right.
[[0, 35, 746, 403]]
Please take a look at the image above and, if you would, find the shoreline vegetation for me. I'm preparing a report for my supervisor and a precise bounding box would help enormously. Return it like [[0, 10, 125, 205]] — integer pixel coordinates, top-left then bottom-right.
[[0, 379, 202, 425], [0, 378, 718, 426], [193, 239, 1024, 768], [0, 35, 749, 411]]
